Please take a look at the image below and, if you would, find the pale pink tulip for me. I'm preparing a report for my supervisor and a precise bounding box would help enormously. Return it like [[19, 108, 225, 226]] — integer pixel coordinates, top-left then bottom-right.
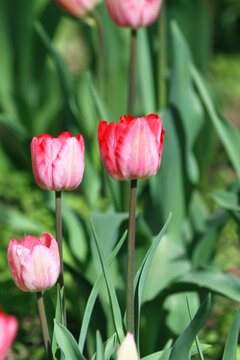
[[98, 114, 165, 181], [118, 333, 138, 360], [31, 132, 85, 191], [8, 234, 60, 292], [106, 0, 163, 28], [55, 0, 101, 17], [0, 309, 18, 360]]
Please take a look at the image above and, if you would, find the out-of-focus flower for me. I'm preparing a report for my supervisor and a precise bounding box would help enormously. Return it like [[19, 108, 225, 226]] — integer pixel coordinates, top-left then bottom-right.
[[106, 0, 163, 28], [8, 233, 60, 292], [0, 309, 18, 360], [118, 333, 138, 360], [55, 0, 101, 18], [98, 114, 164, 181], [31, 132, 85, 191]]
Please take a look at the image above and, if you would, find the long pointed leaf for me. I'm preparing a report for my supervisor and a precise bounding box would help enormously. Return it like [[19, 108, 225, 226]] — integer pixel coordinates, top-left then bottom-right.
[[222, 308, 240, 360]]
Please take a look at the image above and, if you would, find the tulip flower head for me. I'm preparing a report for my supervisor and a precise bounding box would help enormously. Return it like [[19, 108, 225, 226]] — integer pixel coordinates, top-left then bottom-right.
[[118, 333, 138, 360], [106, 0, 163, 28], [31, 132, 85, 191], [0, 309, 18, 360], [55, 0, 101, 18], [8, 233, 60, 292], [98, 114, 164, 181]]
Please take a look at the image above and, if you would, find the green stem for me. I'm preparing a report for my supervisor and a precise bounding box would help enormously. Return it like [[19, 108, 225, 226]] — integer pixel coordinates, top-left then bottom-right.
[[55, 191, 67, 326], [93, 10, 105, 96], [126, 179, 137, 335], [158, 2, 167, 110], [128, 29, 137, 115], [36, 292, 51, 360]]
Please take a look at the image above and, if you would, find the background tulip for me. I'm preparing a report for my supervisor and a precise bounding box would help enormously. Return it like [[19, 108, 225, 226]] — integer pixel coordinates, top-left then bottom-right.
[[31, 132, 85, 191], [118, 333, 138, 360], [54, 0, 101, 18], [0, 309, 18, 360], [98, 114, 164, 181], [105, 0, 163, 28], [8, 233, 60, 292]]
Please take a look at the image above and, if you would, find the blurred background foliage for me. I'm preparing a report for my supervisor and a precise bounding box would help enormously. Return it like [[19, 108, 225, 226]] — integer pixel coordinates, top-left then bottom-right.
[[0, 0, 240, 359]]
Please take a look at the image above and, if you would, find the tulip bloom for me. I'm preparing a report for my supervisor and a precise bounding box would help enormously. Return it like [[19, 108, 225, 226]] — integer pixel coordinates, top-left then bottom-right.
[[106, 0, 163, 28], [8, 234, 60, 292], [55, 0, 101, 18], [118, 333, 138, 360], [0, 309, 18, 360], [31, 132, 85, 191], [98, 114, 164, 181]]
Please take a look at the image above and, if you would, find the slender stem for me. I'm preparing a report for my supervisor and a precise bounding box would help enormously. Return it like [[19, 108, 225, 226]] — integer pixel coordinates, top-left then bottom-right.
[[128, 29, 137, 115], [126, 179, 137, 335], [158, 2, 167, 110], [55, 191, 67, 326], [36, 292, 51, 360], [93, 10, 105, 96]]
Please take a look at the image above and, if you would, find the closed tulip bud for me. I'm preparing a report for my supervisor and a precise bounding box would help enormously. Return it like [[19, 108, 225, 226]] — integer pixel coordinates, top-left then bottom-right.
[[0, 309, 18, 360], [98, 114, 164, 181], [55, 0, 101, 18], [106, 0, 163, 28], [118, 333, 138, 360], [31, 132, 85, 191], [8, 234, 60, 292]]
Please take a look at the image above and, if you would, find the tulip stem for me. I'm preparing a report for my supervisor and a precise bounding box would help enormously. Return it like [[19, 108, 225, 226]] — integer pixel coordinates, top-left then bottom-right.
[[128, 28, 137, 115], [36, 292, 51, 360], [126, 179, 137, 336], [158, 2, 167, 110], [94, 10, 105, 96], [55, 191, 67, 326]]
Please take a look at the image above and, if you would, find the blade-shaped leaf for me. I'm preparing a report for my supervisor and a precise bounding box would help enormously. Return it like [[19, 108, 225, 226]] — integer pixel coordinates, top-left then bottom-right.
[[78, 231, 127, 352], [222, 308, 240, 360], [90, 219, 125, 343], [169, 295, 211, 360], [190, 63, 240, 179], [54, 320, 86, 360]]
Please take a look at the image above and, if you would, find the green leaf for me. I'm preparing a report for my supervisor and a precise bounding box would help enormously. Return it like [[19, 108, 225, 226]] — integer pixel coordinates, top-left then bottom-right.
[[104, 333, 117, 360], [52, 284, 65, 359], [54, 320, 86, 360], [138, 28, 156, 113], [169, 295, 211, 360], [186, 294, 204, 360], [135, 213, 172, 345], [170, 21, 204, 184], [177, 271, 240, 302], [34, 21, 81, 130], [78, 231, 127, 352], [90, 219, 125, 343], [222, 308, 240, 360], [212, 191, 240, 212], [42, 290, 55, 343], [96, 331, 104, 360], [190, 63, 240, 179]]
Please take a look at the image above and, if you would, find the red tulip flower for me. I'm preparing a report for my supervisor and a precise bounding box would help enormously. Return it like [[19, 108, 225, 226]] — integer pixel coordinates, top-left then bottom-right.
[[0, 309, 18, 360], [31, 132, 85, 191], [55, 0, 101, 18], [106, 0, 163, 28], [8, 234, 60, 292], [98, 114, 164, 181]]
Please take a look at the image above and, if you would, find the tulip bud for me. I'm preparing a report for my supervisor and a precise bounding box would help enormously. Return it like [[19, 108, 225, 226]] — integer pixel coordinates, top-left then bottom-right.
[[8, 233, 60, 292], [106, 0, 163, 28], [98, 114, 165, 181], [55, 0, 101, 18], [31, 132, 85, 191], [118, 333, 138, 360], [0, 309, 18, 360]]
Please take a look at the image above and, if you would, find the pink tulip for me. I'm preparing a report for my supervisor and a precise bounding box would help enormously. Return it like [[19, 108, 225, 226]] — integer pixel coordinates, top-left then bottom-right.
[[8, 234, 60, 292], [55, 0, 101, 17], [0, 309, 18, 360], [31, 132, 85, 191], [106, 0, 163, 28], [98, 114, 164, 181], [118, 333, 138, 360]]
